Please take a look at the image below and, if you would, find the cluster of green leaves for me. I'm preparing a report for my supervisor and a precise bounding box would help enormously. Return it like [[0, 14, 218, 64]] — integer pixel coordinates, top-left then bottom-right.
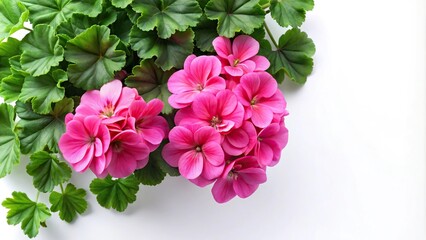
[[0, 0, 316, 237]]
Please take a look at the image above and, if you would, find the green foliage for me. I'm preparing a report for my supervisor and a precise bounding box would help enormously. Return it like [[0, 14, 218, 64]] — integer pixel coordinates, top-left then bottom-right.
[[49, 183, 87, 223], [112, 0, 133, 9], [270, 0, 314, 28], [20, 24, 64, 77], [26, 151, 72, 193], [0, 38, 21, 81], [90, 175, 140, 212], [0, 0, 29, 42], [205, 0, 265, 38], [2, 192, 51, 238], [0, 74, 24, 103], [65, 25, 126, 90], [132, 0, 202, 39], [193, 15, 218, 52], [0, 103, 20, 178], [125, 59, 174, 114]]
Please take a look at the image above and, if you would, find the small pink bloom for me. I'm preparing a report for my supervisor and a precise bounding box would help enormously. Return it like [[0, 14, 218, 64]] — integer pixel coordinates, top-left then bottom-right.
[[127, 99, 169, 151], [168, 55, 226, 109], [75, 80, 138, 123], [59, 116, 110, 175], [222, 121, 257, 156], [104, 130, 150, 178], [162, 125, 225, 180], [213, 35, 270, 77], [211, 156, 267, 203], [235, 72, 287, 128], [175, 90, 244, 134], [254, 123, 289, 167]]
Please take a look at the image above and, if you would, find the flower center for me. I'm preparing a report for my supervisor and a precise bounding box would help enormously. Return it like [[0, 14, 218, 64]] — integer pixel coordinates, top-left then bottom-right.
[[195, 84, 204, 91], [195, 146, 202, 152], [112, 141, 122, 152], [233, 59, 240, 66], [250, 98, 257, 106], [257, 137, 263, 142], [102, 104, 115, 118], [210, 116, 221, 128]]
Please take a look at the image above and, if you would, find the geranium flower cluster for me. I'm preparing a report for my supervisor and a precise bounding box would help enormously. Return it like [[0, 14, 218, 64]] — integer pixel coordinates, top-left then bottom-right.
[[59, 80, 169, 178], [162, 35, 289, 203]]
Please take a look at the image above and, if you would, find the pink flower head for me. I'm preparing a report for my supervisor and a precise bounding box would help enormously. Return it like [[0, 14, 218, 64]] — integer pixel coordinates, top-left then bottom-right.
[[254, 123, 289, 167], [59, 116, 110, 175], [175, 90, 244, 134], [212, 156, 267, 203], [75, 80, 138, 124], [235, 72, 287, 128], [222, 121, 257, 156], [104, 130, 150, 178], [213, 35, 270, 77], [168, 55, 226, 109], [127, 99, 169, 151], [162, 125, 225, 180]]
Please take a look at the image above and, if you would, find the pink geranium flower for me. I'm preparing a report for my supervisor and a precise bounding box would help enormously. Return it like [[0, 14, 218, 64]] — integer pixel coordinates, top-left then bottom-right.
[[235, 72, 287, 128], [254, 123, 289, 167], [103, 130, 150, 178], [59, 116, 110, 175], [168, 55, 226, 109], [127, 99, 169, 151], [75, 80, 138, 124], [213, 35, 270, 77], [175, 90, 244, 134], [211, 156, 267, 203], [162, 125, 225, 180], [222, 121, 257, 156]]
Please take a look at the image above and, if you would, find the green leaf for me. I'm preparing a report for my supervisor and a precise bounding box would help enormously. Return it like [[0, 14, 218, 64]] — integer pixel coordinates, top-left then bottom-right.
[[205, 0, 265, 38], [19, 69, 67, 114], [193, 15, 218, 52], [16, 98, 73, 154], [49, 183, 87, 223], [134, 154, 166, 186], [129, 27, 194, 70], [154, 143, 180, 176], [112, 0, 133, 8], [110, 11, 133, 45], [0, 103, 20, 178], [260, 28, 315, 84], [20, 24, 64, 77], [132, 0, 202, 39], [270, 0, 314, 28], [0, 37, 21, 81], [0, 0, 29, 42], [65, 25, 126, 90], [0, 74, 24, 103], [90, 175, 139, 212], [21, 0, 102, 28], [2, 192, 51, 238], [125, 60, 174, 114], [26, 151, 72, 193]]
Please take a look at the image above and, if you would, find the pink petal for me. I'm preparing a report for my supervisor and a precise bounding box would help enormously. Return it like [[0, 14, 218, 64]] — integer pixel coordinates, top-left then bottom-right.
[[238, 60, 256, 73], [212, 178, 236, 203], [90, 154, 107, 175], [65, 113, 74, 124], [59, 134, 90, 164], [71, 145, 94, 172], [168, 91, 197, 109], [168, 126, 195, 149], [100, 80, 122, 107], [115, 87, 137, 113], [83, 116, 101, 137], [192, 92, 217, 120], [94, 138, 103, 157], [226, 128, 250, 149], [212, 36, 232, 59], [64, 119, 88, 140], [224, 66, 244, 77], [232, 35, 259, 62], [233, 178, 258, 198], [256, 142, 274, 166], [238, 168, 267, 185], [251, 56, 270, 71], [259, 124, 281, 138], [203, 76, 226, 93], [258, 90, 286, 114], [142, 99, 163, 117], [167, 70, 195, 94], [76, 90, 102, 116], [223, 102, 244, 129], [201, 161, 224, 180], [178, 150, 204, 179], [140, 128, 164, 145], [202, 142, 224, 166], [107, 151, 138, 178], [251, 105, 273, 128], [189, 176, 214, 187], [216, 90, 238, 116], [190, 56, 222, 82], [184, 54, 197, 71], [129, 100, 147, 120], [194, 126, 221, 145], [161, 144, 185, 167]]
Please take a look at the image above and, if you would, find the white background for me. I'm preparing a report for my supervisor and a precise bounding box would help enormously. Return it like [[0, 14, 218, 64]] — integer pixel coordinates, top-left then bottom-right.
[[1, 0, 425, 239]]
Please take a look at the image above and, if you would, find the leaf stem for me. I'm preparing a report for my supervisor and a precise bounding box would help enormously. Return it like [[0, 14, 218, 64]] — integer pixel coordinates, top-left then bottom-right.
[[264, 22, 279, 49], [35, 191, 40, 202], [23, 27, 32, 32], [60, 183, 64, 193], [261, 2, 271, 9]]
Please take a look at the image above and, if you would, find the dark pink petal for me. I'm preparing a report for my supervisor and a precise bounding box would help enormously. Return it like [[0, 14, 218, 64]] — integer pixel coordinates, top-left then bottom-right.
[[212, 178, 236, 203], [83, 116, 101, 137], [233, 178, 258, 198], [276, 125, 289, 149], [232, 35, 259, 62], [178, 151, 204, 179], [256, 142, 274, 166], [72, 146, 94, 172], [162, 144, 186, 167], [259, 123, 280, 138], [192, 92, 217, 120], [202, 142, 224, 166], [65, 113, 74, 124], [251, 105, 273, 128], [216, 120, 235, 133], [194, 126, 221, 145], [168, 126, 195, 149], [142, 99, 163, 117], [65, 119, 88, 140], [90, 154, 107, 175], [100, 80, 122, 107], [251, 55, 270, 71], [168, 91, 197, 109], [107, 151, 138, 178], [216, 90, 238, 116], [212, 36, 232, 59], [223, 102, 244, 129], [203, 76, 226, 93], [189, 176, 214, 187], [234, 84, 251, 106], [222, 139, 245, 156], [201, 161, 224, 180], [140, 128, 164, 146], [238, 168, 267, 185], [129, 100, 147, 120], [255, 72, 278, 98], [226, 128, 250, 149], [224, 66, 244, 77]]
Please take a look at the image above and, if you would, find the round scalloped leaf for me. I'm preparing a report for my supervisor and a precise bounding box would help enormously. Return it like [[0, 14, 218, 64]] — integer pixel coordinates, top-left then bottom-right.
[[0, 0, 29, 42], [0, 38, 21, 81], [0, 103, 20, 178], [0, 74, 24, 103], [129, 26, 194, 70], [65, 25, 126, 90], [20, 0, 102, 28], [270, 0, 314, 28], [205, 0, 265, 38], [112, 0, 133, 8], [132, 0, 202, 39], [19, 69, 67, 114], [20, 24, 64, 77], [193, 15, 218, 52]]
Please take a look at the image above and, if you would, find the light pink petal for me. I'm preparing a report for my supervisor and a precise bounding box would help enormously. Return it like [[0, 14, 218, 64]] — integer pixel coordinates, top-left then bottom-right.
[[216, 90, 237, 116], [178, 151, 204, 179], [251, 105, 273, 128], [224, 66, 244, 77], [71, 146, 94, 172], [226, 128, 250, 148], [238, 60, 256, 73], [192, 92, 217, 120], [232, 35, 259, 62], [83, 116, 101, 137], [76, 90, 102, 116], [129, 100, 147, 120], [258, 90, 286, 114], [203, 76, 226, 93], [212, 36, 232, 59], [142, 99, 163, 117], [238, 168, 267, 185], [94, 138, 103, 157], [212, 178, 236, 203], [90, 154, 107, 175], [167, 70, 195, 94], [161, 144, 186, 167], [216, 120, 235, 133], [169, 91, 197, 109], [116, 87, 137, 113], [256, 142, 274, 166], [140, 128, 164, 145], [190, 56, 222, 82], [259, 124, 281, 138], [251, 55, 270, 71], [100, 80, 122, 107], [202, 142, 224, 166], [194, 126, 221, 145], [233, 178, 258, 198], [108, 151, 138, 178], [59, 134, 90, 163], [184, 54, 197, 71], [168, 126, 195, 149]]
